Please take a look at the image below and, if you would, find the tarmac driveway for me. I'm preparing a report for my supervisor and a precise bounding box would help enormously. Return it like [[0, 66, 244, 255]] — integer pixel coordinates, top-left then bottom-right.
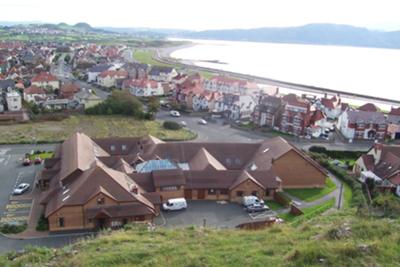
[[154, 200, 274, 229]]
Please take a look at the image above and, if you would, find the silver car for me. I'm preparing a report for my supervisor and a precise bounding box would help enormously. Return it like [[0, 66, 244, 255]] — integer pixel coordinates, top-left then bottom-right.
[[13, 183, 30, 195]]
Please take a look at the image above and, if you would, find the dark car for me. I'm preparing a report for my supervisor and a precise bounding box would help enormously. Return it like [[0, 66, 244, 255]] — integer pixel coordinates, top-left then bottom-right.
[[246, 203, 270, 213]]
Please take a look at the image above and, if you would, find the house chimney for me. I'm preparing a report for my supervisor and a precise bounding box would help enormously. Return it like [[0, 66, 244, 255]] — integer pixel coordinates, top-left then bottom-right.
[[130, 185, 138, 194]]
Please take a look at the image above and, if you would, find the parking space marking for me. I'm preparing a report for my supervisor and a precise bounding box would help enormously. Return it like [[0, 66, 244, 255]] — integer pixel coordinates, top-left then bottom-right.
[[0, 198, 33, 225], [0, 149, 10, 156], [248, 210, 277, 220]]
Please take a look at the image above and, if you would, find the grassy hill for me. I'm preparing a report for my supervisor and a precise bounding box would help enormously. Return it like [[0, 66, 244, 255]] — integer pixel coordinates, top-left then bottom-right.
[[1, 209, 399, 266]]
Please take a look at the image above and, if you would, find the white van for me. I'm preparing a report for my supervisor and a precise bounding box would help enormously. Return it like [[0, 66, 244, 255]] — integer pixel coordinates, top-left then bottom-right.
[[162, 198, 187, 211], [242, 196, 264, 207]]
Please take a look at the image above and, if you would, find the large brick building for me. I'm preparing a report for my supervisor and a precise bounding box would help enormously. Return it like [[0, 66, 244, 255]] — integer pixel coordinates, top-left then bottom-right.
[[39, 132, 327, 232]]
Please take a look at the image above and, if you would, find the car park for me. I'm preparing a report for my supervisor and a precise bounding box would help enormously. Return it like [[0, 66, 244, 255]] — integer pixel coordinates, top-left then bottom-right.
[[13, 183, 30, 195], [162, 198, 187, 211], [170, 110, 181, 117], [246, 203, 270, 213], [242, 196, 264, 207], [198, 119, 208, 125]]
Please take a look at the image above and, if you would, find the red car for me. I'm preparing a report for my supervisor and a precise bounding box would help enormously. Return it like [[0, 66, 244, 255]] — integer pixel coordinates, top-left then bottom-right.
[[34, 157, 42, 165], [22, 158, 32, 166]]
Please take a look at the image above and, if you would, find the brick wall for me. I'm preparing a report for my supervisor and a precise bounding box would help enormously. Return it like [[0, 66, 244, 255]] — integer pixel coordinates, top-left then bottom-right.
[[273, 150, 326, 188]]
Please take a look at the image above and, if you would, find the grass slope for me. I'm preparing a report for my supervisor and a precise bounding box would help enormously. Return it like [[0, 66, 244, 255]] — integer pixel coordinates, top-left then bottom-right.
[[285, 177, 337, 202], [133, 50, 172, 66], [2, 210, 399, 266], [0, 115, 196, 144]]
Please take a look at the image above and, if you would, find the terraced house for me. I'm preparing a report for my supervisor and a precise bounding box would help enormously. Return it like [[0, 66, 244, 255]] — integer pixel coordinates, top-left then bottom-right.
[[39, 132, 327, 232]]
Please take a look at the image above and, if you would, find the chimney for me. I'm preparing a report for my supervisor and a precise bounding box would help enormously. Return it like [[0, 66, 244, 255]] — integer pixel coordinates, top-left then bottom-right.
[[130, 185, 138, 194]]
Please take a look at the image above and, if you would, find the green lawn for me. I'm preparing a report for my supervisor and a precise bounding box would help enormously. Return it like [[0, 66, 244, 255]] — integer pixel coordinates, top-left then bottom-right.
[[279, 198, 335, 223], [0, 115, 196, 144], [342, 182, 353, 209], [265, 200, 285, 211], [284, 177, 337, 202], [29, 152, 54, 161], [133, 50, 172, 67]]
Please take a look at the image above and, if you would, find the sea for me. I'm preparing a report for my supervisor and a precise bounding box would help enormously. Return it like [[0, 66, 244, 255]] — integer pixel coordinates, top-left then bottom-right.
[[170, 39, 400, 109]]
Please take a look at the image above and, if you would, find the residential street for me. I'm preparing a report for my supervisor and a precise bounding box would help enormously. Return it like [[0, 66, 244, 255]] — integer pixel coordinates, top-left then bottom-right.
[[156, 109, 372, 151], [51, 53, 110, 100]]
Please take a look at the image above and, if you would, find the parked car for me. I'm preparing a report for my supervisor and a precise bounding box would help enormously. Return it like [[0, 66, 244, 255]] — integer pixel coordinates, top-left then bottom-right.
[[34, 157, 42, 165], [13, 183, 30, 195], [198, 119, 208, 125], [162, 198, 187, 211], [22, 158, 32, 166], [246, 203, 270, 213], [180, 121, 187, 127], [242, 195, 264, 207], [170, 110, 181, 117]]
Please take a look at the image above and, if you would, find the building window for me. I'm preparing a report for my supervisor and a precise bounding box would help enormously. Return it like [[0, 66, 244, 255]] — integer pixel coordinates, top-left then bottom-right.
[[97, 197, 105, 205], [110, 145, 116, 151], [252, 191, 258, 196], [220, 189, 229, 195], [161, 186, 179, 191], [121, 145, 127, 151], [236, 191, 244, 197], [208, 189, 216, 195], [58, 217, 65, 228]]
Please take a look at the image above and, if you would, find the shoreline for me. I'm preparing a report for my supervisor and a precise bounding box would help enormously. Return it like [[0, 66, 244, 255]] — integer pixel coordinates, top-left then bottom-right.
[[157, 42, 400, 108]]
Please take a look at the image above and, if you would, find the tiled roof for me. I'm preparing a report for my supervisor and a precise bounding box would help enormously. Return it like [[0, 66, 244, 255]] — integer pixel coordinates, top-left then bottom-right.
[[358, 103, 378, 112], [24, 85, 46, 95], [31, 72, 58, 83]]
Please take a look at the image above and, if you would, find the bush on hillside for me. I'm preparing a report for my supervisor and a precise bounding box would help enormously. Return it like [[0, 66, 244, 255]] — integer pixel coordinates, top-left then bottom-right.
[[163, 121, 182, 130]]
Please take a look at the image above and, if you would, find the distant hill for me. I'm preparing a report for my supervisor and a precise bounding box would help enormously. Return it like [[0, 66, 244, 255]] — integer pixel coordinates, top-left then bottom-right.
[[178, 23, 400, 49]]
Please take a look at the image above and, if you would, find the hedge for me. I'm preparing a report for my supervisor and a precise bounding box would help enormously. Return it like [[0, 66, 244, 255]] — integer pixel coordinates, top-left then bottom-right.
[[309, 152, 368, 208], [163, 121, 182, 130], [309, 146, 364, 160]]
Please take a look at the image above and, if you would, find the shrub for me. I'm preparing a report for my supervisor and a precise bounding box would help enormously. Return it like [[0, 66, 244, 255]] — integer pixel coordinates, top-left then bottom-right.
[[163, 121, 182, 130], [0, 223, 27, 234], [85, 91, 144, 118], [36, 215, 49, 231]]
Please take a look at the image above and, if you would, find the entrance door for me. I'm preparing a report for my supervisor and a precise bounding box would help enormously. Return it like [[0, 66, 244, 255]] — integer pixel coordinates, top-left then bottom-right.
[[96, 218, 107, 229], [184, 189, 192, 199], [197, 189, 205, 199]]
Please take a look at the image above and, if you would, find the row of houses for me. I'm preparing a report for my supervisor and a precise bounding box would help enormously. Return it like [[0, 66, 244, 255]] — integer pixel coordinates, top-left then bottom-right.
[[354, 143, 400, 197], [337, 103, 400, 141], [39, 132, 327, 232]]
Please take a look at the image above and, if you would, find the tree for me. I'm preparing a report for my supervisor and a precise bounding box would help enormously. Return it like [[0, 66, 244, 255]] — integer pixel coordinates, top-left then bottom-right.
[[147, 96, 160, 119], [64, 54, 71, 64]]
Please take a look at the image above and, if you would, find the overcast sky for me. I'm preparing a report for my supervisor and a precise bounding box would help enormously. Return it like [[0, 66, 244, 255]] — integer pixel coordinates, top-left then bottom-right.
[[1, 0, 400, 31]]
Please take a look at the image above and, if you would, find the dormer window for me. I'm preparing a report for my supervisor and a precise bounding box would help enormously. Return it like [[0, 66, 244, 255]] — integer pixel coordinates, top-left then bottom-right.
[[97, 197, 105, 205], [110, 145, 116, 152], [122, 145, 127, 151]]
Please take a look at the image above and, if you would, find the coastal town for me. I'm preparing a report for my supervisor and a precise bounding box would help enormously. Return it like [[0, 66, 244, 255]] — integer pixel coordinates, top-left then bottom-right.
[[0, 22, 399, 265]]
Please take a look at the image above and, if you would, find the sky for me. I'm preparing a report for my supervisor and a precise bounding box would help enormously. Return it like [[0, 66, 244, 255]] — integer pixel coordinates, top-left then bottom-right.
[[1, 0, 400, 31]]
